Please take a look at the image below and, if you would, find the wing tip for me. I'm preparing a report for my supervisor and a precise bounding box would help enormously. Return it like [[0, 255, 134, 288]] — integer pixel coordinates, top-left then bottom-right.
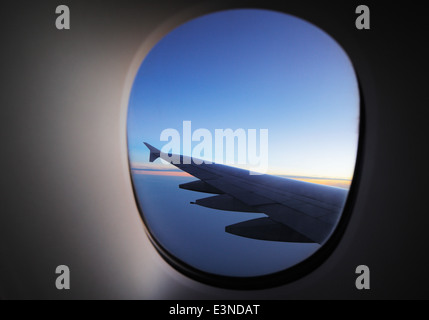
[[144, 142, 161, 162]]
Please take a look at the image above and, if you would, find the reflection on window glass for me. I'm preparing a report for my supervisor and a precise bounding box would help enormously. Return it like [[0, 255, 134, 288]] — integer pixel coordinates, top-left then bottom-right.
[[127, 9, 360, 280]]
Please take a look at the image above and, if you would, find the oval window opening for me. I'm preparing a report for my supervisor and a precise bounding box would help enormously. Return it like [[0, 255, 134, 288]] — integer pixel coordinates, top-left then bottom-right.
[[127, 9, 361, 288]]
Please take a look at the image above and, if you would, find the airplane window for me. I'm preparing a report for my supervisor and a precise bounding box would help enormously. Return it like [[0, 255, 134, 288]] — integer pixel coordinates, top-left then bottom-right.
[[127, 9, 360, 288]]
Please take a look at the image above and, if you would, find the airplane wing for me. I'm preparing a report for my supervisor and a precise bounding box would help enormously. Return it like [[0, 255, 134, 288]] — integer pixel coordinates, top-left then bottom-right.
[[144, 142, 348, 244]]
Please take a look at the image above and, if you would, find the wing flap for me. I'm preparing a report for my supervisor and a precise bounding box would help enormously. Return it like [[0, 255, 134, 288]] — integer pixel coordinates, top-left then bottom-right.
[[257, 203, 333, 244], [226, 217, 315, 243], [179, 180, 223, 194], [193, 194, 262, 213]]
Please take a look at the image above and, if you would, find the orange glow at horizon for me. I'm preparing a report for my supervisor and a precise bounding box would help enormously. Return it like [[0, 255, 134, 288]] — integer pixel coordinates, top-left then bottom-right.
[[132, 169, 192, 177], [131, 169, 351, 188], [288, 177, 351, 189]]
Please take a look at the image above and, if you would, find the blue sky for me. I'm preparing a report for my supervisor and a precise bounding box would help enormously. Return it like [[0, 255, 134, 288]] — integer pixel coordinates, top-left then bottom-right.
[[127, 9, 359, 179]]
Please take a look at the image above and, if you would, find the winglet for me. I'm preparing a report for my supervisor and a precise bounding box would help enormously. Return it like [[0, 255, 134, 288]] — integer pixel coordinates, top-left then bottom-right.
[[144, 142, 161, 162]]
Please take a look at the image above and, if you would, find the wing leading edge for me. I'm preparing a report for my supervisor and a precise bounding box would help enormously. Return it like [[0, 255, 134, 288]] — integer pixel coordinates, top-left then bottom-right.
[[143, 142, 348, 244]]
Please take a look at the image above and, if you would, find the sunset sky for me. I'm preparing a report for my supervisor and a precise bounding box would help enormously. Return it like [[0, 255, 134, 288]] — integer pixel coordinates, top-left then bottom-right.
[[127, 9, 360, 181], [131, 165, 351, 189]]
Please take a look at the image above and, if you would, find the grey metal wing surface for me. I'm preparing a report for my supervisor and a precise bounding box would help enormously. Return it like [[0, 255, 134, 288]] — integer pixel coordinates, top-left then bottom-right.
[[144, 143, 348, 244]]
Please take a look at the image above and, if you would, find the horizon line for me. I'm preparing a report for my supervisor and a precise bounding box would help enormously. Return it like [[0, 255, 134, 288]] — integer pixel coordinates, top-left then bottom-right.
[[131, 168, 352, 189]]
